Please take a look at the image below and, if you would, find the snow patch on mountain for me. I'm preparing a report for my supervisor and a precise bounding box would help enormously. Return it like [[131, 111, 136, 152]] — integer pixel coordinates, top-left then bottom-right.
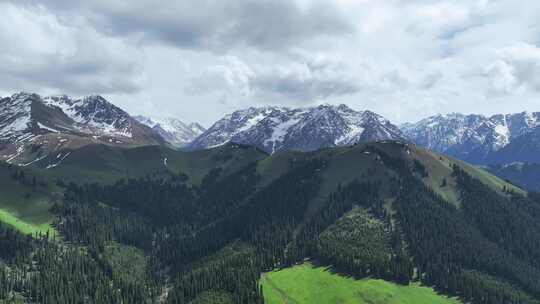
[[238, 112, 268, 133], [264, 111, 306, 153], [37, 122, 59, 133], [336, 125, 365, 145]]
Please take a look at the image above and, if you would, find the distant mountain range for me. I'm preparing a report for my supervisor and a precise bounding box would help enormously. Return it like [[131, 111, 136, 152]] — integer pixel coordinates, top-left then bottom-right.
[[190, 106, 540, 166], [402, 112, 540, 165], [189, 104, 405, 153], [134, 115, 205, 147], [2, 91, 540, 180]]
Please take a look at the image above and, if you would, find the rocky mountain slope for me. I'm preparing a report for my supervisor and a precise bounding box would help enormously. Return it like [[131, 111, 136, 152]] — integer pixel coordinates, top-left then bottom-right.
[[189, 104, 405, 153], [0, 92, 164, 165], [134, 115, 205, 147], [402, 112, 540, 164]]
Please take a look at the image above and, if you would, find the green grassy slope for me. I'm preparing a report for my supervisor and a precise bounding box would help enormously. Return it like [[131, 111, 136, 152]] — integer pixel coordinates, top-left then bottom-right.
[[262, 263, 462, 304], [37, 143, 267, 185], [365, 142, 524, 204], [256, 141, 525, 218], [257, 144, 399, 219], [0, 163, 57, 236]]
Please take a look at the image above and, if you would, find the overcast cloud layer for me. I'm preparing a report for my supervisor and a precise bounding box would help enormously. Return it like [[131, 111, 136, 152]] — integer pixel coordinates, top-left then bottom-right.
[[1, 0, 540, 125]]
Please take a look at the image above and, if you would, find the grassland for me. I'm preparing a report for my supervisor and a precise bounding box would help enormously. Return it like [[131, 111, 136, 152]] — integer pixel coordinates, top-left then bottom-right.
[[0, 209, 54, 236], [399, 144, 524, 206], [0, 163, 57, 236], [262, 263, 462, 304], [41, 143, 267, 185]]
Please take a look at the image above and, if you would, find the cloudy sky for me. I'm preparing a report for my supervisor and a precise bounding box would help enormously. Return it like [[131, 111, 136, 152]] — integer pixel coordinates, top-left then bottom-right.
[[1, 0, 540, 126]]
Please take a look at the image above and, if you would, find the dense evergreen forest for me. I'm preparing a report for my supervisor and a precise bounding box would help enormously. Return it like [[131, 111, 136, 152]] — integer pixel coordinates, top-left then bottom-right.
[[1, 142, 540, 303]]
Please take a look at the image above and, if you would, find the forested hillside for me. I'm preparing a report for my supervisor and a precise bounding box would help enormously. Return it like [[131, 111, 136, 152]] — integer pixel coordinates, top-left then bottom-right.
[[0, 142, 539, 303]]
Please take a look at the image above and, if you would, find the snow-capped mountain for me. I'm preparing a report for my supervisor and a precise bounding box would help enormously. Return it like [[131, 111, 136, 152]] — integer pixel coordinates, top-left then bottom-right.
[[402, 112, 540, 164], [0, 92, 163, 165], [43, 94, 137, 137], [189, 104, 405, 153], [134, 116, 206, 147]]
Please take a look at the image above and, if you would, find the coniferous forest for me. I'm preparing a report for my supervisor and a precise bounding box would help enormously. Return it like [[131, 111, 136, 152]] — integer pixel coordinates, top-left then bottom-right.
[[1, 142, 540, 303]]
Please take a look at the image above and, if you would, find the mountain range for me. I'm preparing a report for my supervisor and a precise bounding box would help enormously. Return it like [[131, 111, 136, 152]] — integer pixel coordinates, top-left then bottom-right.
[[2, 91, 540, 171], [189, 104, 405, 153], [191, 106, 540, 167], [402, 112, 540, 165]]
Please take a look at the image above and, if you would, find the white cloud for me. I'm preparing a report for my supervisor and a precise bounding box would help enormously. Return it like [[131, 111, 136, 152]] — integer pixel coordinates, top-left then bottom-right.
[[0, 2, 144, 95], [2, 0, 540, 126], [186, 56, 255, 98], [486, 44, 540, 94]]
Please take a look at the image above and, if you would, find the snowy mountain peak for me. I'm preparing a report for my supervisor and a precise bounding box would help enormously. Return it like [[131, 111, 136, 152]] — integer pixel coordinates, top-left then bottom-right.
[[0, 92, 164, 165], [43, 94, 134, 138], [134, 116, 206, 147], [190, 104, 405, 153], [71, 95, 133, 137]]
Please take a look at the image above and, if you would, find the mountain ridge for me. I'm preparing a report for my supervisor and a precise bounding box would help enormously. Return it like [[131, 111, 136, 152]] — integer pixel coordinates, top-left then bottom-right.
[[190, 104, 405, 153]]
